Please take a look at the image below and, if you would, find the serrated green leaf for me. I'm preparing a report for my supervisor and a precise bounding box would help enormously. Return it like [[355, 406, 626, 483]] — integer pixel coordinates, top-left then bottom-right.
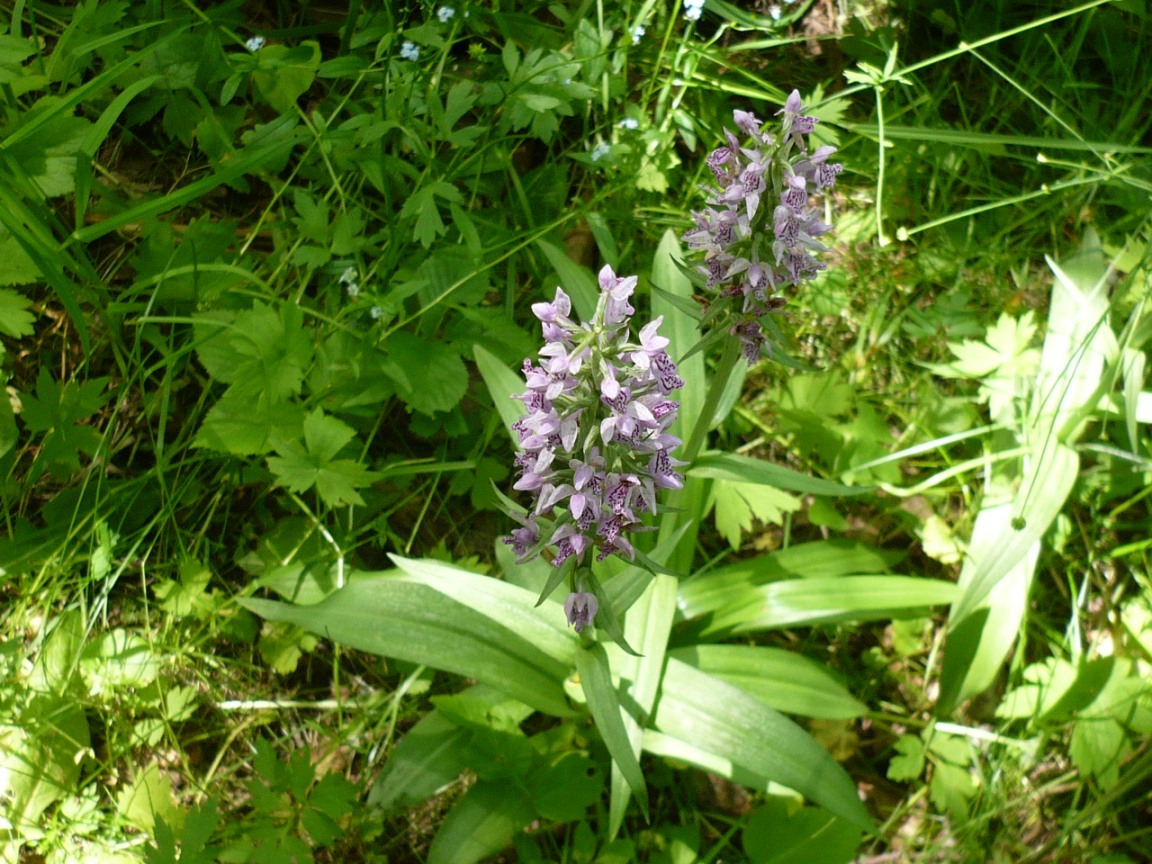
[[401, 181, 462, 248], [257, 621, 317, 675], [0, 224, 42, 286], [370, 708, 473, 811], [271, 408, 352, 467], [712, 479, 802, 547], [886, 735, 925, 782], [4, 108, 93, 197], [117, 763, 180, 834], [20, 368, 109, 475], [194, 390, 305, 456], [252, 42, 321, 114], [529, 752, 602, 822], [928, 761, 976, 821], [194, 302, 313, 400], [0, 287, 35, 336]]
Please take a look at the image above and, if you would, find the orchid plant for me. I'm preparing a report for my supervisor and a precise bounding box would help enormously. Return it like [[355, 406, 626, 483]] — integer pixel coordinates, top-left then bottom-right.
[[506, 90, 843, 639]]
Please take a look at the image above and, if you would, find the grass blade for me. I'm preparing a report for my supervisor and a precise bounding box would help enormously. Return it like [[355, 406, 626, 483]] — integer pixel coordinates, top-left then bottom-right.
[[690, 452, 875, 497]]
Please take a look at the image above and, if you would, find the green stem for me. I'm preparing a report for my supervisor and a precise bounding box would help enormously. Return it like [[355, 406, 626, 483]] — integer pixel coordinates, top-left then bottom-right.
[[681, 335, 740, 464]]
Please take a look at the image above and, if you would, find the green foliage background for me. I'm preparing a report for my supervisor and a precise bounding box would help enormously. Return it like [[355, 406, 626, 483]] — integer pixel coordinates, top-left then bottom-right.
[[1, 0, 1150, 862]]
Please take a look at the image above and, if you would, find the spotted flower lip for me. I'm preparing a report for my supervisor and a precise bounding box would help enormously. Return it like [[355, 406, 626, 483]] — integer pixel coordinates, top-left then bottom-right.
[[564, 591, 598, 633], [683, 90, 843, 362], [503, 265, 685, 568]]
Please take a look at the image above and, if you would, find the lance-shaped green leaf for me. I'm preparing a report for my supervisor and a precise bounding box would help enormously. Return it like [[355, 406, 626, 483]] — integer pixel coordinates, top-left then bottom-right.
[[575, 643, 648, 822], [690, 452, 874, 497], [1036, 231, 1116, 437], [669, 645, 867, 719], [427, 780, 535, 864], [938, 442, 1078, 710], [371, 684, 525, 812], [646, 658, 873, 832], [651, 229, 710, 573], [940, 231, 1107, 711], [678, 539, 904, 620], [473, 343, 526, 444], [601, 572, 677, 836], [388, 556, 578, 670], [689, 575, 957, 637], [241, 570, 575, 716], [536, 238, 598, 321]]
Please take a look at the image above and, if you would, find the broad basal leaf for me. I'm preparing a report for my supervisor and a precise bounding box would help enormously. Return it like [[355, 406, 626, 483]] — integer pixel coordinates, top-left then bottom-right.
[[670, 645, 866, 720], [241, 570, 574, 716], [646, 658, 873, 831], [690, 575, 957, 637]]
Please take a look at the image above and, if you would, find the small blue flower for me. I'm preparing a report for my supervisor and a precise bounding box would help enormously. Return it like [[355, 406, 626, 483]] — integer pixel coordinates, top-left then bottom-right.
[[631, 24, 646, 45], [618, 118, 640, 131], [370, 305, 383, 319], [590, 142, 611, 162], [245, 35, 266, 52], [684, 0, 705, 21], [400, 40, 420, 61], [437, 5, 456, 22]]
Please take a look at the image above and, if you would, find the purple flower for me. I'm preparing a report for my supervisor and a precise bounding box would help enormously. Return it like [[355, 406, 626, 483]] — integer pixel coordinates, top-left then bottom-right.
[[504, 265, 685, 569], [564, 591, 599, 632], [682, 90, 842, 362]]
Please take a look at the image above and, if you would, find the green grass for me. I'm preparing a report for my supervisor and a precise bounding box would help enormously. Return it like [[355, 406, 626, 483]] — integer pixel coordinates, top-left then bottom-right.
[[1, 0, 1150, 862]]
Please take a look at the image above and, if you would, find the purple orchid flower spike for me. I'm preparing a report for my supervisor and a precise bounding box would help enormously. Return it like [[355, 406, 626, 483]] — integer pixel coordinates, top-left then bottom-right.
[[504, 265, 686, 633], [506, 265, 684, 567], [683, 90, 843, 362]]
